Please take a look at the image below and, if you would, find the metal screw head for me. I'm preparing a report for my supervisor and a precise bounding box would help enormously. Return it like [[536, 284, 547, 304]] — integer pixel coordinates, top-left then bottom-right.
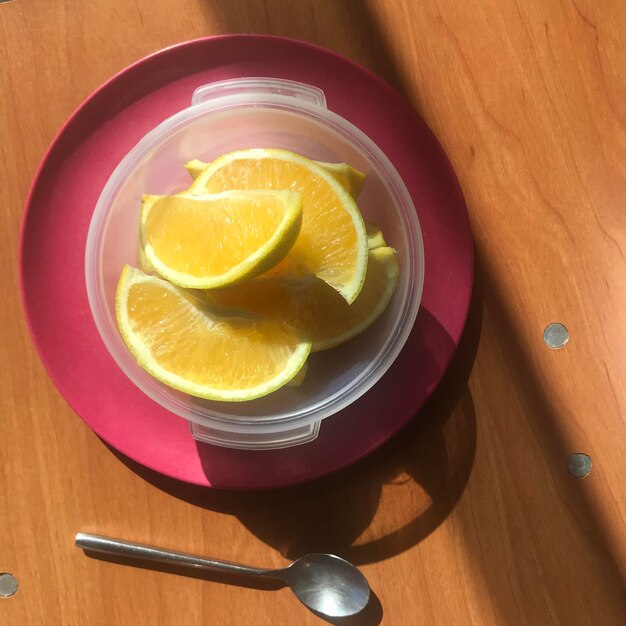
[[544, 323, 569, 349], [568, 453, 592, 479], [0, 573, 18, 598]]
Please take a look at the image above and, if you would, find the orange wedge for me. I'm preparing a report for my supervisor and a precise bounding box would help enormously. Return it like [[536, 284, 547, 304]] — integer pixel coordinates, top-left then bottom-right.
[[207, 247, 399, 352], [140, 190, 302, 289], [116, 266, 311, 401], [189, 149, 368, 303]]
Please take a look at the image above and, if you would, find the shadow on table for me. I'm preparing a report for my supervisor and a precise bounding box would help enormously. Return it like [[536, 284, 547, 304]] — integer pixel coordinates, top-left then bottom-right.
[[108, 280, 480, 626], [470, 250, 626, 621], [184, 2, 626, 623], [197, 0, 415, 107], [110, 277, 482, 563], [209, 320, 478, 568]]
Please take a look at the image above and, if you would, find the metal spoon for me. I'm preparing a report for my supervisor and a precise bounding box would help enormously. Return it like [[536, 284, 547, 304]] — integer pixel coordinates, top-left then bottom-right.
[[75, 532, 370, 618]]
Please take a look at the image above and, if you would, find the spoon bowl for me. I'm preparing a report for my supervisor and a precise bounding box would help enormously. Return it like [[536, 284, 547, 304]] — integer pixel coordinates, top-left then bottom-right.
[[282, 553, 371, 617]]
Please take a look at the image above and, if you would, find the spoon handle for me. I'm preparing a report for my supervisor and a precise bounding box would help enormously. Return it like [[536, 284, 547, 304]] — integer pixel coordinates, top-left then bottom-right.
[[75, 532, 275, 579]]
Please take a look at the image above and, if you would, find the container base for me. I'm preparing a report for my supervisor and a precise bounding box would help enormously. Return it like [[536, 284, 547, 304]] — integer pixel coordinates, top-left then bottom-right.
[[189, 420, 321, 450]]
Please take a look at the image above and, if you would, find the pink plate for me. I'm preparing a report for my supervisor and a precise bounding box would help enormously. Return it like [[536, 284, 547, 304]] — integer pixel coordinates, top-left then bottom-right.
[[19, 35, 473, 489]]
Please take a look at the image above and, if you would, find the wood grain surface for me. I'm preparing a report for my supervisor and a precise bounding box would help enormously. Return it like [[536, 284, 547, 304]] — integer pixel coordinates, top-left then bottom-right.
[[1, 1, 625, 624]]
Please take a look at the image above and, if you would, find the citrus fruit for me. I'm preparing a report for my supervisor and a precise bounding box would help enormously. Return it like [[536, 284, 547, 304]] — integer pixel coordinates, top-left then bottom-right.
[[140, 190, 302, 289], [137, 172, 378, 285], [262, 219, 388, 278], [138, 246, 154, 273], [139, 218, 386, 273], [287, 362, 308, 387], [116, 266, 311, 401], [185, 158, 366, 198], [314, 161, 365, 198], [188, 149, 368, 304], [207, 246, 399, 352], [365, 220, 387, 249]]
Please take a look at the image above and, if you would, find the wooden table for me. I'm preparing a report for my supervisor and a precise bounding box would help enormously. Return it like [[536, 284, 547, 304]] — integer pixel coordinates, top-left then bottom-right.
[[2, 1, 624, 624]]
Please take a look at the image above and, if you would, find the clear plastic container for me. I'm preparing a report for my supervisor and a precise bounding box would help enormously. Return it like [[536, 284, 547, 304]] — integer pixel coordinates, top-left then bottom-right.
[[85, 78, 424, 450]]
